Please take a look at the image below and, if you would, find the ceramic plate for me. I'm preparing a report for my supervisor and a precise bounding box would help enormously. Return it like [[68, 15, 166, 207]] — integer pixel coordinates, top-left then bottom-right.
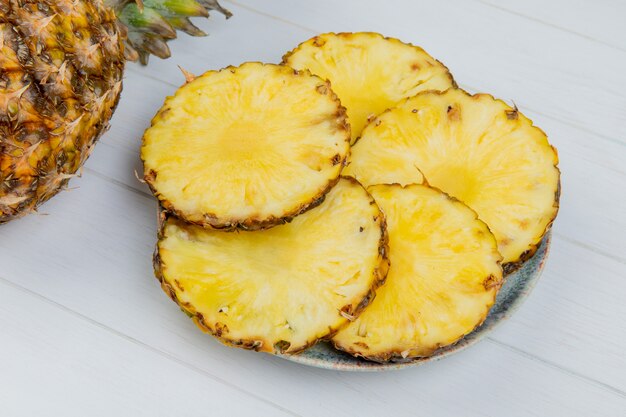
[[281, 232, 551, 371]]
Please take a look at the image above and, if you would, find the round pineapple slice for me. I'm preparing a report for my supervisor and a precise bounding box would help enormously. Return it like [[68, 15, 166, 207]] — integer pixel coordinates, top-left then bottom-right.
[[283, 32, 455, 143], [155, 178, 389, 354], [346, 89, 560, 269], [333, 184, 503, 362], [142, 62, 350, 230]]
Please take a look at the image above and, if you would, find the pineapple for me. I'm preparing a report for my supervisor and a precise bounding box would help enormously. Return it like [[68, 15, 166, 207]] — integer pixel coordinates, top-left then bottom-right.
[[345, 89, 560, 270], [154, 178, 389, 354], [0, 0, 230, 224], [142, 63, 351, 230], [283, 32, 455, 143], [333, 184, 503, 362]]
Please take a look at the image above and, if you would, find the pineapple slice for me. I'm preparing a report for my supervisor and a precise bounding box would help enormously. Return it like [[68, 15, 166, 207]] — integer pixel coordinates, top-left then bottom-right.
[[333, 184, 503, 361], [142, 62, 350, 230], [345, 89, 560, 269], [283, 32, 455, 143], [155, 178, 389, 354]]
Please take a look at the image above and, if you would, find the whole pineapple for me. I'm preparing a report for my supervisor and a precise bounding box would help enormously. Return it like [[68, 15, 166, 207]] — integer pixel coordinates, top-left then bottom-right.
[[0, 0, 230, 223]]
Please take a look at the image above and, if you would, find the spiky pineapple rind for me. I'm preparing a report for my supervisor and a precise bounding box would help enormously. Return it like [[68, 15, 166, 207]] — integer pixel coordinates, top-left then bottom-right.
[[332, 183, 503, 362], [0, 0, 125, 223], [0, 87, 124, 224], [142, 62, 352, 231], [154, 178, 390, 354]]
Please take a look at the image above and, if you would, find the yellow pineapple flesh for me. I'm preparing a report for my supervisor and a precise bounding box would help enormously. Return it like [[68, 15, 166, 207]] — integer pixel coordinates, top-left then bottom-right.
[[155, 178, 389, 354], [333, 184, 502, 361], [142, 63, 351, 230], [346, 89, 560, 268], [283, 32, 455, 143]]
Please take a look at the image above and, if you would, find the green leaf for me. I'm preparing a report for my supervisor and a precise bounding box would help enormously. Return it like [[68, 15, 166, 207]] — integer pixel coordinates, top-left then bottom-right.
[[142, 0, 209, 18], [119, 3, 176, 39]]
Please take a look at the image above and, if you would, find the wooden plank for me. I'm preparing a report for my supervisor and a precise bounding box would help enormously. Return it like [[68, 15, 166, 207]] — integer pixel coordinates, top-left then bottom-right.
[[491, 238, 626, 391], [476, 0, 626, 51], [0, 172, 625, 416], [209, 0, 626, 143], [0, 281, 295, 417]]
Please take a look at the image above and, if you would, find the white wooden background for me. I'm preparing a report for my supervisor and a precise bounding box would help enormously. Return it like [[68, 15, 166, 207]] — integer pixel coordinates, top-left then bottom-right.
[[1, 1, 625, 416]]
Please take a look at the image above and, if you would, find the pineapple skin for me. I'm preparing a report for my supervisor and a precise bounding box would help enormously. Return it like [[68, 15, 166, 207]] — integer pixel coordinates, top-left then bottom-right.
[[0, 0, 125, 223], [153, 177, 390, 354]]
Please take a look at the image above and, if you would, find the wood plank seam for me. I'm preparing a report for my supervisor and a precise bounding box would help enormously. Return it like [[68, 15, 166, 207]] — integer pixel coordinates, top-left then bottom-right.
[[0, 276, 301, 417], [224, 0, 318, 33], [551, 233, 626, 267], [487, 338, 626, 399], [472, 0, 626, 53]]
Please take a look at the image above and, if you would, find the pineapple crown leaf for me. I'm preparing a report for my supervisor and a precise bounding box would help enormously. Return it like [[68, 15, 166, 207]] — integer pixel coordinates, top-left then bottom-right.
[[104, 0, 231, 65]]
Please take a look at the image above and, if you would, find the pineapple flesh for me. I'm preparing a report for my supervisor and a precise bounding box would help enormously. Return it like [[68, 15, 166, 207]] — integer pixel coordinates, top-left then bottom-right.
[[283, 32, 455, 143], [142, 63, 351, 230], [333, 184, 502, 362], [346, 89, 560, 269], [155, 178, 389, 354]]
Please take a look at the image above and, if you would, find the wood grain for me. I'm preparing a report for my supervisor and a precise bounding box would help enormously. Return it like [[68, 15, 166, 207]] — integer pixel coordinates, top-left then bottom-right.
[[475, 0, 626, 51], [0, 280, 295, 417]]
